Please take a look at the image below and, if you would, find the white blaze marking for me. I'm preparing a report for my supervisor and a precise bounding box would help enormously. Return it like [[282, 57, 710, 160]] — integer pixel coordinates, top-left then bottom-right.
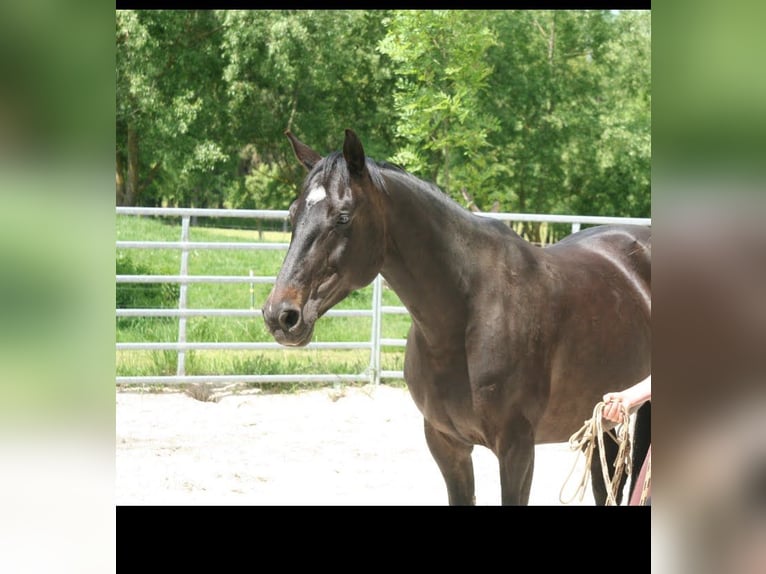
[[305, 185, 327, 209]]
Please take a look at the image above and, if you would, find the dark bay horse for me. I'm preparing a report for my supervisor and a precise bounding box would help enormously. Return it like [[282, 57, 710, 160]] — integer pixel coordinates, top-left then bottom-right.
[[263, 129, 651, 505]]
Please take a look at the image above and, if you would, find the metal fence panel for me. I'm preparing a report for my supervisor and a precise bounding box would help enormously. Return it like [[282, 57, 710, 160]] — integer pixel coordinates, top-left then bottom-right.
[[116, 207, 650, 386]]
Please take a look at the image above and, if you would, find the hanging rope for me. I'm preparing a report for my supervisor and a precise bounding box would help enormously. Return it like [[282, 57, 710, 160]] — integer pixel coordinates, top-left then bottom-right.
[[559, 401, 633, 505], [638, 450, 651, 506]]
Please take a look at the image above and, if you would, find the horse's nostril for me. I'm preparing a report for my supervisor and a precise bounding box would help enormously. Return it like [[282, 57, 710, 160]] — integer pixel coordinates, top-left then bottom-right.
[[278, 308, 300, 331]]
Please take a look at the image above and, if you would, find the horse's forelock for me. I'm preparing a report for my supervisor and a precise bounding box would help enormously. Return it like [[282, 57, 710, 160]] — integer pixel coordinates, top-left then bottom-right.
[[307, 151, 387, 195]]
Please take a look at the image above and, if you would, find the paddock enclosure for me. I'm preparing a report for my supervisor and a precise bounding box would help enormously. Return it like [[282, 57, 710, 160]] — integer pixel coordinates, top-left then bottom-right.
[[116, 207, 648, 505], [116, 206, 650, 388]]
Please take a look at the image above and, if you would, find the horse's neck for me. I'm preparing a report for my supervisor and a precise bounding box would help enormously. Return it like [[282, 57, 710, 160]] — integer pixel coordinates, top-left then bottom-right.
[[378, 172, 505, 337]]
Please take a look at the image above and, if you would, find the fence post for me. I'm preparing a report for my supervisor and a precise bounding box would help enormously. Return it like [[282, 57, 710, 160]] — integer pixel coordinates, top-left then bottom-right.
[[176, 216, 191, 377], [369, 274, 383, 385], [571, 222, 581, 234], [249, 269, 255, 311]]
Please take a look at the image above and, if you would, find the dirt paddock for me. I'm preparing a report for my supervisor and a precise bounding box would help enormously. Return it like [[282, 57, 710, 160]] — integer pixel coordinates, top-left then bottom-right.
[[116, 384, 606, 505]]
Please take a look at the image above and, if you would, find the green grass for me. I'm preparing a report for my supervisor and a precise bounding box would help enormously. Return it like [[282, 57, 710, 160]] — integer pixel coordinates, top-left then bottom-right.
[[116, 214, 411, 391]]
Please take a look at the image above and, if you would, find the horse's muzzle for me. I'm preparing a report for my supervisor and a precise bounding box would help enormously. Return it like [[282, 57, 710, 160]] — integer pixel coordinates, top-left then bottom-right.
[[262, 298, 313, 347]]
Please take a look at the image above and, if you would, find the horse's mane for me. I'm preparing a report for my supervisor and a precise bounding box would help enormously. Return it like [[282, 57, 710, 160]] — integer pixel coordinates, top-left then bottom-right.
[[374, 159, 520, 238], [309, 151, 457, 211], [376, 159, 465, 211]]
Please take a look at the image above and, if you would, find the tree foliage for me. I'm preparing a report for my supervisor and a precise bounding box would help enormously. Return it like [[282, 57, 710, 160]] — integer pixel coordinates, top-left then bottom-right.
[[116, 9, 650, 234], [217, 10, 396, 209], [116, 10, 232, 207], [378, 10, 500, 197]]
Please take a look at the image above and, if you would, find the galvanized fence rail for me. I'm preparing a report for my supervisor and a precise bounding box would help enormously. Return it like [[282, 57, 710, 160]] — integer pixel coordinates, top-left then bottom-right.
[[116, 206, 650, 386]]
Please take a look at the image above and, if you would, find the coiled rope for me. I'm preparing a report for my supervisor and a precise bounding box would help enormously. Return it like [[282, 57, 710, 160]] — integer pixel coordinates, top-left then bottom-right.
[[559, 401, 633, 505]]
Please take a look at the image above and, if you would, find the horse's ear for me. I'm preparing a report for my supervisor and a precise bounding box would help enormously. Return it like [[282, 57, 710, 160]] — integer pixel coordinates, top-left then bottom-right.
[[343, 128, 366, 177], [285, 130, 322, 171]]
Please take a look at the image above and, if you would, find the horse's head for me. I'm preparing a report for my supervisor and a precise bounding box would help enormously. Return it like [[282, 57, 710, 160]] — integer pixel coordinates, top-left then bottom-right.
[[262, 129, 387, 346]]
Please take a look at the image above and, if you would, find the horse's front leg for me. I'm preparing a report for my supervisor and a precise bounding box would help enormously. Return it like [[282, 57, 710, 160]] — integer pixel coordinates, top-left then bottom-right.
[[423, 419, 476, 505], [497, 412, 536, 505]]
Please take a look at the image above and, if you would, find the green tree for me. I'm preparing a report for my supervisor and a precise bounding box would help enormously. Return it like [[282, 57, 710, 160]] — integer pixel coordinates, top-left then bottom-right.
[[219, 10, 396, 209], [116, 10, 233, 207], [378, 10, 500, 201], [571, 10, 651, 219], [480, 10, 650, 241], [115, 10, 649, 224]]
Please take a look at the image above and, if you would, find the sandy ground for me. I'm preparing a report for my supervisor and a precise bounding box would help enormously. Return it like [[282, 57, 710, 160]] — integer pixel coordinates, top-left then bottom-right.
[[116, 384, 606, 506]]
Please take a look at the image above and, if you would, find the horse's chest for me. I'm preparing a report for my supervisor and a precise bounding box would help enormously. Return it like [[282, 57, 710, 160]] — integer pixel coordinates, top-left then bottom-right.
[[404, 340, 490, 446], [411, 386, 489, 446]]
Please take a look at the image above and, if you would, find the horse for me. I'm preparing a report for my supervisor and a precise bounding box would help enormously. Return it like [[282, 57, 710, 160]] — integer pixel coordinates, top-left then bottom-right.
[[262, 128, 651, 505]]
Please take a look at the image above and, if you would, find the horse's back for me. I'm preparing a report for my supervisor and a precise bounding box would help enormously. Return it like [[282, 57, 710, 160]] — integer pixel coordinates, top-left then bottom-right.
[[551, 224, 650, 256], [549, 223, 650, 302]]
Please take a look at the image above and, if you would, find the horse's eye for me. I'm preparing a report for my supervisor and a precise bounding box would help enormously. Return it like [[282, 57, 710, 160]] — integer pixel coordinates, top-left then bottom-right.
[[337, 213, 351, 226]]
